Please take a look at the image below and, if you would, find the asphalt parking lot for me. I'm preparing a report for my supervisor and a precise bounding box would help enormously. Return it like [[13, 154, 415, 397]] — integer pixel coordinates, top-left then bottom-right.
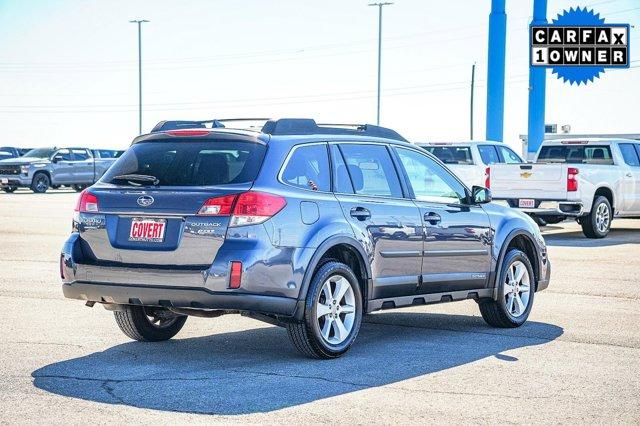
[[1, 190, 639, 424]]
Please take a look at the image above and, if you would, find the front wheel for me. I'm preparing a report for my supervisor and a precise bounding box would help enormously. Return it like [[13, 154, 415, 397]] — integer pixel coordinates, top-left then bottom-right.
[[479, 249, 535, 328], [114, 305, 187, 341], [581, 196, 611, 238], [30, 172, 50, 193], [287, 261, 363, 359]]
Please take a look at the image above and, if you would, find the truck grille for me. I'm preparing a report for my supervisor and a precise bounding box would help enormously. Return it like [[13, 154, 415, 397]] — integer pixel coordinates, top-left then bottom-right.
[[0, 165, 20, 175]]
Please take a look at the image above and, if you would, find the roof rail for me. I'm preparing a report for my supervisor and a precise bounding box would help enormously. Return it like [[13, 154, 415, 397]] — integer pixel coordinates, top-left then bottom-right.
[[151, 118, 407, 142], [261, 119, 407, 141], [150, 118, 270, 133]]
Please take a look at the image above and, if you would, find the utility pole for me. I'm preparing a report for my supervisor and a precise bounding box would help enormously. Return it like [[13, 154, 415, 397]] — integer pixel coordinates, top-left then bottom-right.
[[368, 2, 393, 125], [470, 63, 476, 139], [129, 19, 149, 135]]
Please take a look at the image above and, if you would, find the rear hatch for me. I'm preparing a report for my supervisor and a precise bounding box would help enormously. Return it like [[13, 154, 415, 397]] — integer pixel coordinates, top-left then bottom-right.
[[75, 136, 266, 267], [490, 163, 568, 200]]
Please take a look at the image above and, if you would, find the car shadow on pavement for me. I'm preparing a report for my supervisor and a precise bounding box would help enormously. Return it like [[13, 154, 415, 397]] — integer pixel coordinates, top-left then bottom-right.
[[543, 228, 640, 247], [32, 311, 563, 415]]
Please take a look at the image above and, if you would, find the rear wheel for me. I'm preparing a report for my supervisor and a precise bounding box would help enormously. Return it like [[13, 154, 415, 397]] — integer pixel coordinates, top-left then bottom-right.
[[581, 196, 611, 238], [114, 305, 187, 341], [2, 186, 17, 193], [287, 261, 362, 359], [30, 172, 50, 193], [72, 184, 87, 192], [479, 249, 535, 328]]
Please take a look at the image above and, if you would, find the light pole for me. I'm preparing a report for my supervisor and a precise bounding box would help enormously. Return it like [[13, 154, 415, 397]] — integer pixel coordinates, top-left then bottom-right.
[[129, 19, 149, 135], [368, 2, 393, 126]]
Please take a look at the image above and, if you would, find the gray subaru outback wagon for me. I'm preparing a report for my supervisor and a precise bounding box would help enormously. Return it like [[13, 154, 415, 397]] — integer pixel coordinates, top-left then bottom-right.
[[60, 118, 550, 358]]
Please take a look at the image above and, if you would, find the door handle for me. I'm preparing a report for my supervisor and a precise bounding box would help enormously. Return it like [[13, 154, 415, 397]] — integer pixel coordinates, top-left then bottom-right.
[[626, 173, 633, 178], [350, 207, 371, 221], [424, 212, 441, 225]]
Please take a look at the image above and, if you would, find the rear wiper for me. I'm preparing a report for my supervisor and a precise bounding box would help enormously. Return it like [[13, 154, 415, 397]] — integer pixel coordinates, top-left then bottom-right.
[[112, 174, 159, 186]]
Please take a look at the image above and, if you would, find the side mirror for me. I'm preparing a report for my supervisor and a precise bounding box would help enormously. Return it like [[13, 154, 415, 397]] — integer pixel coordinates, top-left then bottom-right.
[[50, 156, 59, 163], [471, 186, 492, 204]]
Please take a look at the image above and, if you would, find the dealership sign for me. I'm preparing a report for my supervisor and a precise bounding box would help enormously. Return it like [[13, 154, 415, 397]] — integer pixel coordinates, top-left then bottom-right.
[[530, 7, 630, 85]]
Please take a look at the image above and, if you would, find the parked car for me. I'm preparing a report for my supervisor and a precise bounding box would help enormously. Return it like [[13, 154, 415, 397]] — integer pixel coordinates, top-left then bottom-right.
[[417, 141, 524, 188], [489, 138, 640, 238], [0, 147, 118, 193], [0, 147, 22, 160], [60, 118, 550, 359]]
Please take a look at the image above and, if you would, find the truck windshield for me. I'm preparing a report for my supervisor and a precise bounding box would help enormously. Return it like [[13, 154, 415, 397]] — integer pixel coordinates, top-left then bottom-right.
[[421, 146, 473, 165], [101, 140, 266, 187], [538, 145, 614, 165], [22, 148, 55, 158]]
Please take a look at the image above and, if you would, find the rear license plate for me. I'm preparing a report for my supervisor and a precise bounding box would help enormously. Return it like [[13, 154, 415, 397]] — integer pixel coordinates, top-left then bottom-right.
[[129, 218, 166, 242], [518, 199, 535, 208]]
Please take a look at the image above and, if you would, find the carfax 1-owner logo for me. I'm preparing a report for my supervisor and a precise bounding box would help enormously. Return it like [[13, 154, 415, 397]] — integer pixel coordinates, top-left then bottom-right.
[[530, 7, 630, 85]]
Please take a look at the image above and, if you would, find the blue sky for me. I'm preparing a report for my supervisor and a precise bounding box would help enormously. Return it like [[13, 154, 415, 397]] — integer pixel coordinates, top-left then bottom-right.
[[0, 0, 638, 150]]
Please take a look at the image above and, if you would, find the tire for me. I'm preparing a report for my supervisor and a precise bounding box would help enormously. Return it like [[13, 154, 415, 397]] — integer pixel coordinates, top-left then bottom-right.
[[114, 305, 187, 342], [2, 186, 17, 193], [581, 196, 611, 239], [479, 249, 535, 328], [72, 184, 87, 192], [287, 261, 363, 359], [30, 172, 50, 193]]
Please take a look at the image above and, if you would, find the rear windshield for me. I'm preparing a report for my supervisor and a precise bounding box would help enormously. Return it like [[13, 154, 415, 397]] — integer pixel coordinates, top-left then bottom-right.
[[101, 140, 266, 186], [421, 146, 473, 165], [537, 145, 614, 165]]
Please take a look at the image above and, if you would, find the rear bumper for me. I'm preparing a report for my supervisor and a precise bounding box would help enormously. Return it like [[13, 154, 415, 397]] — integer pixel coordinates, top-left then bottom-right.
[[493, 199, 583, 217], [60, 231, 309, 318], [62, 281, 299, 316]]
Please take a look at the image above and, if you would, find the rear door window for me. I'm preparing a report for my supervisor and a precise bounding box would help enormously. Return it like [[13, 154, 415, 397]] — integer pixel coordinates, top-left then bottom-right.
[[101, 140, 266, 186], [339, 144, 403, 198], [620, 143, 640, 166], [477, 145, 501, 165], [281, 144, 330, 192], [422, 146, 473, 165]]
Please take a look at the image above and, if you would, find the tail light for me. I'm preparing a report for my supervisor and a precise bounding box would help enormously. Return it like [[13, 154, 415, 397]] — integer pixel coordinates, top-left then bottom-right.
[[197, 194, 236, 216], [166, 129, 210, 137], [567, 167, 579, 192], [229, 261, 242, 289], [484, 167, 491, 189], [75, 189, 99, 213], [197, 191, 286, 227]]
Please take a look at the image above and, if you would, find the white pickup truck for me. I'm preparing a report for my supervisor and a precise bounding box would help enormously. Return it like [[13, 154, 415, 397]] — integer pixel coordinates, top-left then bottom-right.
[[417, 141, 524, 188], [490, 139, 640, 238]]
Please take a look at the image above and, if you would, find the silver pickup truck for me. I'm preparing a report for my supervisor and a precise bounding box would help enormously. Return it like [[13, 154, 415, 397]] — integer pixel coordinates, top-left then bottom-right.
[[0, 147, 120, 193]]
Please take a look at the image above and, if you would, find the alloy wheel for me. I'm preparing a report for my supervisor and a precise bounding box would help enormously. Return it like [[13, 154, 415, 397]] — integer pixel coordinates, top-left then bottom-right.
[[503, 260, 531, 318], [316, 275, 356, 345], [595, 202, 610, 234]]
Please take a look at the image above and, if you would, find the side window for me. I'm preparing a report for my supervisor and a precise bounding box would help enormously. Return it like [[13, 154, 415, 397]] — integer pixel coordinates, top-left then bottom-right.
[[53, 149, 72, 161], [72, 149, 89, 161], [584, 146, 613, 165], [281, 144, 330, 191], [339, 144, 403, 198], [330, 145, 354, 193], [478, 145, 500, 165], [619, 143, 640, 166], [395, 147, 467, 204], [497, 145, 523, 164]]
